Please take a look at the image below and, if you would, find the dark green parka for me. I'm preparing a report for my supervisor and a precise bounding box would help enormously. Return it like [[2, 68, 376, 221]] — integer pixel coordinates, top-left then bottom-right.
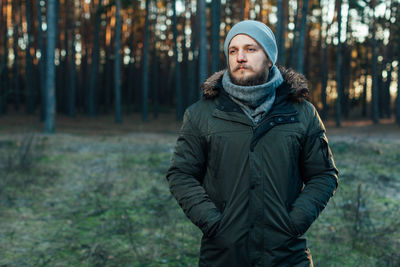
[[166, 67, 338, 267]]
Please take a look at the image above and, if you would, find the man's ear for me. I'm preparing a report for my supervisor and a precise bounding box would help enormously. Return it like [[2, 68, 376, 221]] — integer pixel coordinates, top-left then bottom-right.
[[266, 56, 273, 68]]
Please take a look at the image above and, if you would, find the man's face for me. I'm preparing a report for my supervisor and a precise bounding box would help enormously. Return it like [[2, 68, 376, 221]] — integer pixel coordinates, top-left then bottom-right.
[[228, 34, 272, 86]]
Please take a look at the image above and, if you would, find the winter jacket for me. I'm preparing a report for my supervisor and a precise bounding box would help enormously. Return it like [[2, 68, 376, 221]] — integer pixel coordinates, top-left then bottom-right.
[[166, 66, 338, 267]]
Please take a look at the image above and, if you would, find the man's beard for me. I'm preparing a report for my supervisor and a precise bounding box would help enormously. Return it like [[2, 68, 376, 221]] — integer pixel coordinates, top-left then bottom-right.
[[229, 65, 269, 86]]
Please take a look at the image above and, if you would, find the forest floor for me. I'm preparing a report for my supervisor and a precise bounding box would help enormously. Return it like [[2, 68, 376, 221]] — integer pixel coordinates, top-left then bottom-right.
[[1, 112, 399, 139], [0, 113, 399, 266]]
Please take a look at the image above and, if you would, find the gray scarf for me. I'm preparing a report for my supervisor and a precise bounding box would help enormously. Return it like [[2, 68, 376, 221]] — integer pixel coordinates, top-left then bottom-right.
[[222, 65, 284, 125]]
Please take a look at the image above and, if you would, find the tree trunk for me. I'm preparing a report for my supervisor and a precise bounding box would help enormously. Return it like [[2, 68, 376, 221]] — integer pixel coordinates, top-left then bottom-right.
[[335, 0, 343, 127], [198, 0, 207, 97], [384, 64, 392, 118], [81, 49, 89, 113], [104, 33, 114, 113], [173, 0, 183, 121], [320, 22, 328, 120], [61, 0, 68, 114], [342, 46, 351, 118], [45, 0, 59, 133], [0, 0, 9, 115], [126, 5, 135, 114], [25, 0, 34, 113], [289, 0, 300, 69], [296, 0, 308, 74], [88, 0, 103, 117], [211, 0, 221, 74], [55, 0, 62, 113], [243, 0, 250, 19], [276, 0, 287, 65], [12, 0, 20, 111], [152, 46, 159, 119], [382, 0, 394, 119], [182, 12, 189, 110], [68, 6, 77, 117], [114, 0, 122, 123], [371, 2, 379, 124], [396, 65, 400, 125], [188, 1, 198, 106], [141, 0, 150, 121], [362, 72, 367, 117], [37, 0, 46, 121]]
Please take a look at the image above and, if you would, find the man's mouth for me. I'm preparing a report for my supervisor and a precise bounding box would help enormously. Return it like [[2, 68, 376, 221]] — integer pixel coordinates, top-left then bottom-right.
[[235, 65, 250, 71]]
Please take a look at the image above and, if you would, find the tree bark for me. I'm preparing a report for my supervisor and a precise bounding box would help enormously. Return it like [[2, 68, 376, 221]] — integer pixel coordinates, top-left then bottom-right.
[[396, 65, 400, 125], [173, 0, 183, 121], [152, 45, 159, 119], [289, 0, 301, 69], [68, 3, 77, 117], [362, 72, 367, 117], [88, 0, 103, 117], [296, 0, 308, 74], [114, 0, 122, 123], [141, 0, 150, 121], [335, 0, 343, 127], [211, 0, 221, 74], [371, 2, 379, 124], [25, 0, 34, 113], [126, 5, 136, 114], [276, 0, 287, 65], [198, 0, 207, 97], [188, 1, 198, 106], [320, 21, 328, 120], [0, 0, 9, 115], [37, 0, 46, 120], [44, 0, 59, 133], [12, 0, 20, 111]]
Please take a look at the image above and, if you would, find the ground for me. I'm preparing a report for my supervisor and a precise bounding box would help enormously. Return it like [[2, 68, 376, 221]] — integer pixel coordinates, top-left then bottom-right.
[[0, 113, 399, 266]]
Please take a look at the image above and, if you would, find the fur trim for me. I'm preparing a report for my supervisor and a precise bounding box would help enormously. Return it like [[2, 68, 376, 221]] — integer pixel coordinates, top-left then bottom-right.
[[201, 66, 309, 102], [201, 70, 225, 99]]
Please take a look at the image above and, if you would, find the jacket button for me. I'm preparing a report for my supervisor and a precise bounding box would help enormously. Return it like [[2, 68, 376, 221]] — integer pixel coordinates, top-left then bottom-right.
[[291, 117, 295, 121], [220, 106, 225, 110], [250, 224, 255, 229], [250, 185, 255, 190], [277, 117, 283, 122], [270, 122, 275, 126]]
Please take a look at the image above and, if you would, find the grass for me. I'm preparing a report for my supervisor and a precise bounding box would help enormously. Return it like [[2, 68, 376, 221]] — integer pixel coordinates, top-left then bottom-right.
[[0, 134, 399, 266]]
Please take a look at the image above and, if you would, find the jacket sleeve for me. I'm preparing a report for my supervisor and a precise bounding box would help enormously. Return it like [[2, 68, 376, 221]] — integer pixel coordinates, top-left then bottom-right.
[[289, 105, 338, 236], [166, 109, 222, 237]]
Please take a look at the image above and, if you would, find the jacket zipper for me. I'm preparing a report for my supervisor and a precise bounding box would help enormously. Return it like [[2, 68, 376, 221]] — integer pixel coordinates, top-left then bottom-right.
[[254, 112, 298, 130], [250, 112, 298, 152]]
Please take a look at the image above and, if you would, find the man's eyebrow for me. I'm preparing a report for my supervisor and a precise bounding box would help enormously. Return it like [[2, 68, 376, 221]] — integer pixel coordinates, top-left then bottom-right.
[[229, 43, 260, 49]]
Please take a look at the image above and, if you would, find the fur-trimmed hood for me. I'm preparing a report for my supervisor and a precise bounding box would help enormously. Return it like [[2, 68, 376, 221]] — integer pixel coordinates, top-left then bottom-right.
[[201, 65, 309, 102]]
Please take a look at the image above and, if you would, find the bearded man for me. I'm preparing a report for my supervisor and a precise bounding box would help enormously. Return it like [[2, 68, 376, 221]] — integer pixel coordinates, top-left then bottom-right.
[[166, 20, 338, 267]]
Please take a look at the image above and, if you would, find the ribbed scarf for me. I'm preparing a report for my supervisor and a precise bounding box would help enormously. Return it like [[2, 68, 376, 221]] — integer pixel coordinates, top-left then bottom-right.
[[222, 65, 284, 125]]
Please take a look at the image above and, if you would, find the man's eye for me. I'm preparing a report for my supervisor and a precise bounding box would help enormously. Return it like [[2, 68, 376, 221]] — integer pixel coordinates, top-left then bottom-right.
[[229, 50, 236, 54], [248, 47, 256, 52]]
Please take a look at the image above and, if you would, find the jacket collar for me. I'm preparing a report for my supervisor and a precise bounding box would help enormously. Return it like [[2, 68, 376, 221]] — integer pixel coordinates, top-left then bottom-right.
[[208, 66, 304, 126], [201, 65, 309, 103]]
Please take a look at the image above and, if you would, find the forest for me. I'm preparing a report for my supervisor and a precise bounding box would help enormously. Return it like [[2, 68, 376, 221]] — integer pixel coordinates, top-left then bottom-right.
[[1, 1, 400, 266], [0, 0, 399, 132]]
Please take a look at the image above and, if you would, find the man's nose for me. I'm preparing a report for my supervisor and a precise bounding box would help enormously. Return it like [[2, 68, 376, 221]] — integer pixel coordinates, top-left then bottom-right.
[[237, 50, 247, 62]]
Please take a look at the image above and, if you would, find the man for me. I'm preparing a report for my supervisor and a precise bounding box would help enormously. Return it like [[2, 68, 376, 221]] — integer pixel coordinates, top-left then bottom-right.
[[166, 20, 338, 267]]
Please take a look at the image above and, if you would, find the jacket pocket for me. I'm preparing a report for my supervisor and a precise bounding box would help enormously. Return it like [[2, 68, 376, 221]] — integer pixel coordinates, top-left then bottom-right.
[[215, 200, 226, 214], [285, 202, 301, 237]]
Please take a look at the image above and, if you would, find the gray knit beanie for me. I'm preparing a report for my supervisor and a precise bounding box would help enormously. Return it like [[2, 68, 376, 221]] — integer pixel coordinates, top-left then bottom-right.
[[224, 20, 278, 65]]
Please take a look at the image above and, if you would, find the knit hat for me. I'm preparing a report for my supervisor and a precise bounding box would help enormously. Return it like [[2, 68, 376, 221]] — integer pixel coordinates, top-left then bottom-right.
[[224, 20, 278, 65]]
